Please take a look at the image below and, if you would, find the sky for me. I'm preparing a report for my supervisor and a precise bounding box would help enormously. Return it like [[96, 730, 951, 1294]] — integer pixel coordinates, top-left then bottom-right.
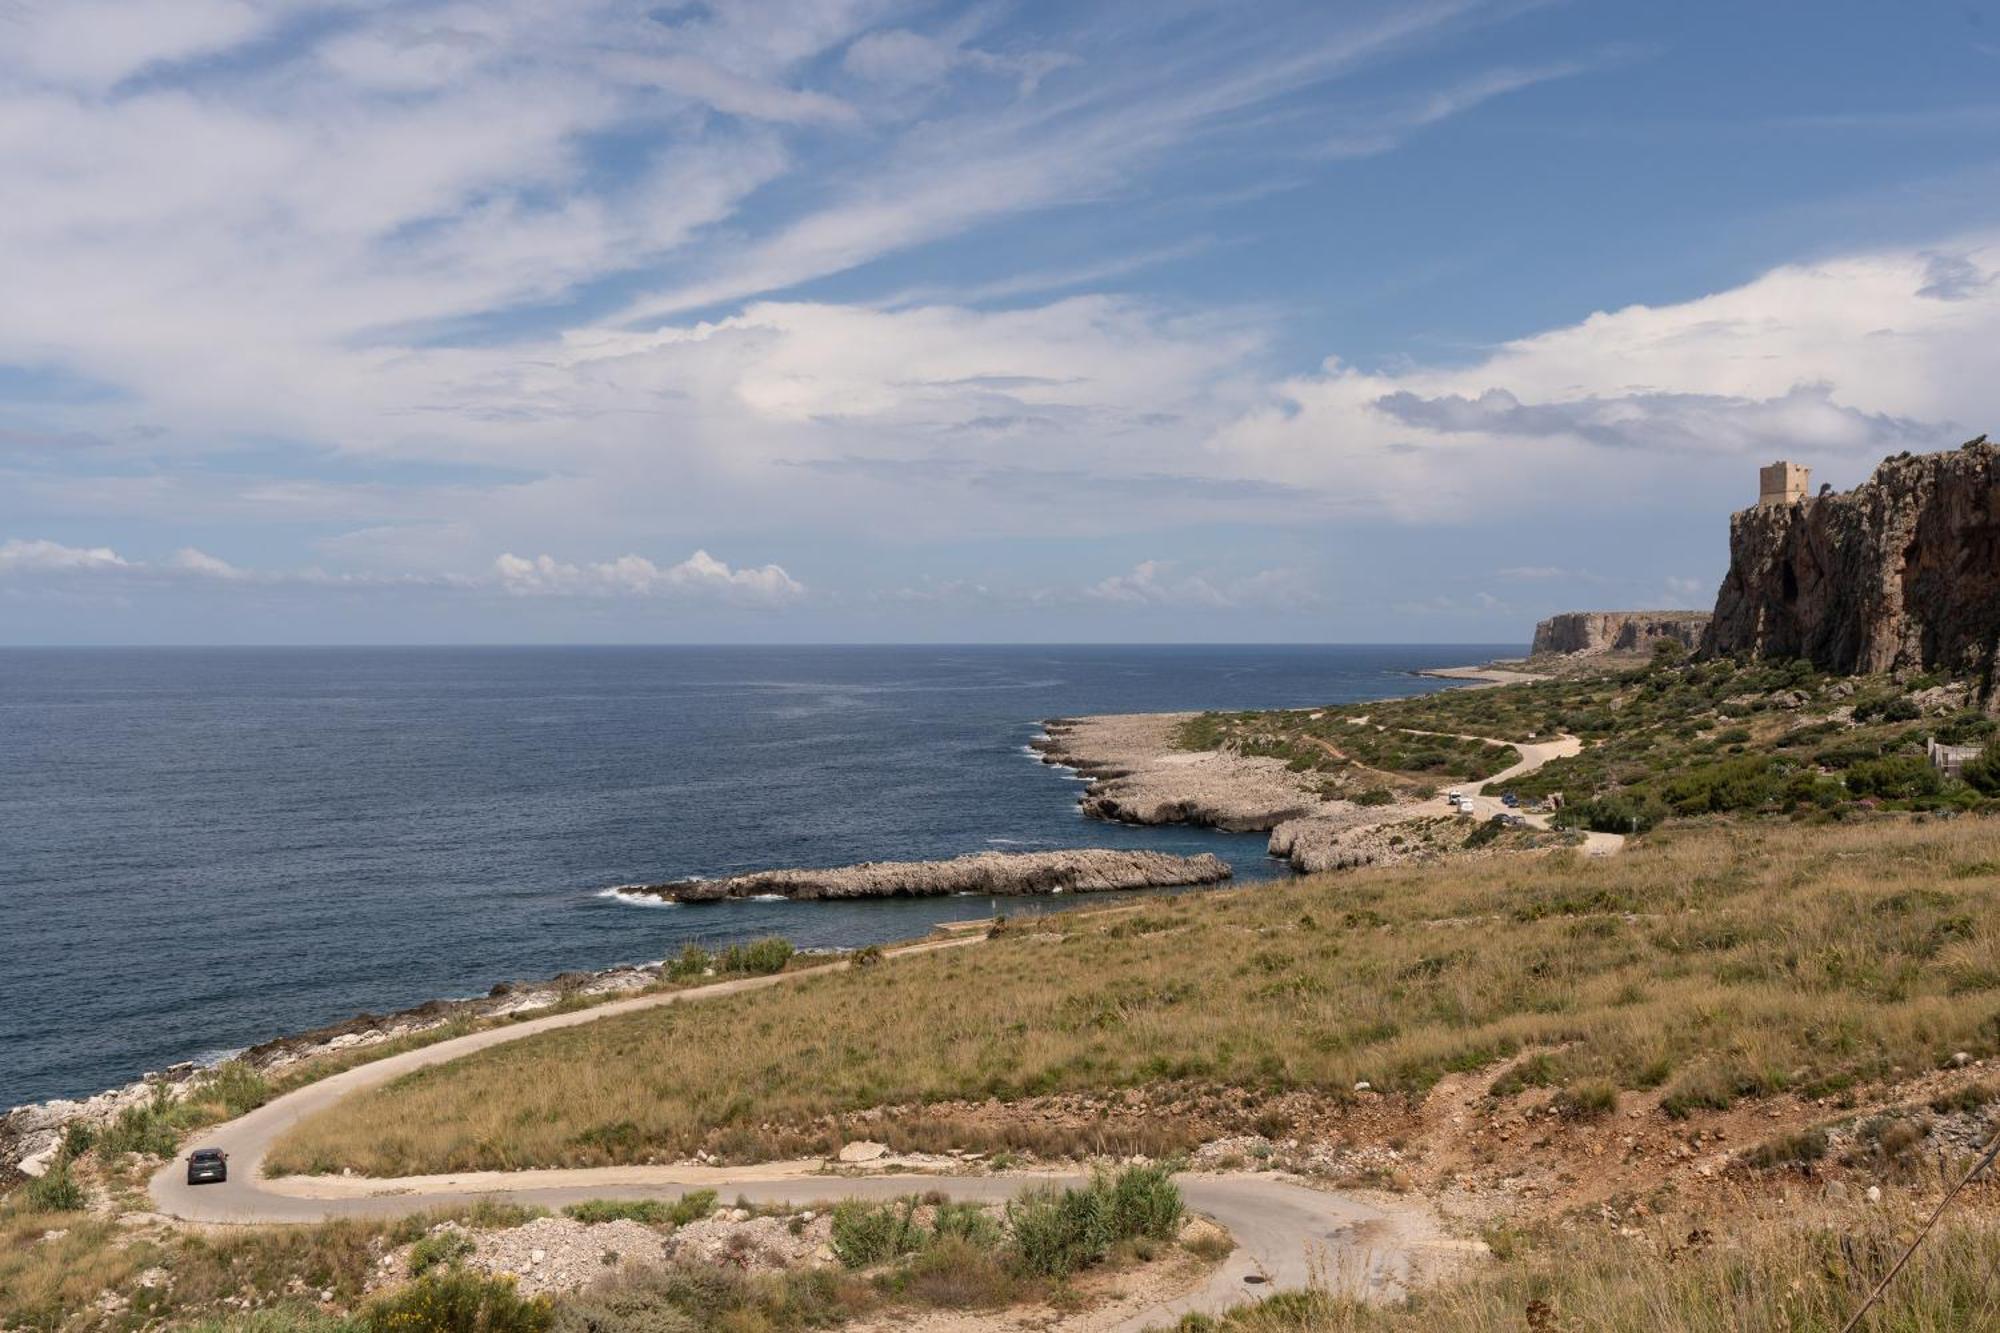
[[1, 0, 1998, 645]]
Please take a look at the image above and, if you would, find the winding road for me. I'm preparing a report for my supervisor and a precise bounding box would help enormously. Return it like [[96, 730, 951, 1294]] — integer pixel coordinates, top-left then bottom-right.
[[147, 942, 1459, 1330]]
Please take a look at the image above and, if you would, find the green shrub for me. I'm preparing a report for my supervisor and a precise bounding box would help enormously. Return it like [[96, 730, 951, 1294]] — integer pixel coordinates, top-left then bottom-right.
[[831, 1200, 922, 1268], [663, 944, 711, 982], [664, 1190, 716, 1227], [1104, 1162, 1185, 1240], [59, 1122, 95, 1159], [1351, 788, 1396, 807], [718, 938, 793, 976], [1002, 1165, 1182, 1278], [1845, 754, 1943, 800], [20, 1159, 85, 1212], [1006, 1184, 1110, 1278], [1553, 1080, 1618, 1120], [409, 1229, 477, 1275], [363, 1270, 552, 1333], [562, 1200, 672, 1226], [205, 1062, 272, 1117], [1962, 738, 2000, 796], [98, 1102, 181, 1158], [928, 1201, 1001, 1249]]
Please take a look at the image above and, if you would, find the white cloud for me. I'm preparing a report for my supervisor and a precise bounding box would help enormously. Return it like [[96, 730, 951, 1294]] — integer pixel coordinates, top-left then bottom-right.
[[1084, 560, 1311, 608], [1214, 238, 2000, 521], [168, 547, 248, 579], [493, 550, 805, 603], [0, 537, 131, 572]]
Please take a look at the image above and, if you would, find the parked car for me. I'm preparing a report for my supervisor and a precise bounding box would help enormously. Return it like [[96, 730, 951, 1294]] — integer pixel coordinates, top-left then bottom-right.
[[1501, 792, 1520, 808], [186, 1147, 228, 1185]]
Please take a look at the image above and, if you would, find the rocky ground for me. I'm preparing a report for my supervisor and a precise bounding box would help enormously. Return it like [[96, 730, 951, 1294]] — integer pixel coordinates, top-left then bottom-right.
[[1031, 713, 1323, 831], [633, 848, 1232, 903]]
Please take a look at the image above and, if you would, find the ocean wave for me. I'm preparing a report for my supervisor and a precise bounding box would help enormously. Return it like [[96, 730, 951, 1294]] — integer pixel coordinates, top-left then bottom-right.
[[191, 1045, 248, 1069], [597, 886, 679, 908], [748, 893, 788, 901]]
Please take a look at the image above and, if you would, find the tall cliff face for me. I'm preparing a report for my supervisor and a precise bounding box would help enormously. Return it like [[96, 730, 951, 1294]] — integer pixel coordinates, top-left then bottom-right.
[[1702, 438, 2000, 676], [1532, 611, 1710, 656]]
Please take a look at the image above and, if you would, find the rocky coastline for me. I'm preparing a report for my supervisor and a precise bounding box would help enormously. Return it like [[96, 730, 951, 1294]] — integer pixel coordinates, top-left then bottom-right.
[[0, 955, 687, 1184], [629, 847, 1232, 903], [1031, 714, 1321, 831], [3, 848, 1233, 1179]]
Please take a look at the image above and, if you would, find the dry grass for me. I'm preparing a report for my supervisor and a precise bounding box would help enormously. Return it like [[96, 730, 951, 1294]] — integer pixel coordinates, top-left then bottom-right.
[[271, 818, 2000, 1175], [1193, 1200, 2000, 1332]]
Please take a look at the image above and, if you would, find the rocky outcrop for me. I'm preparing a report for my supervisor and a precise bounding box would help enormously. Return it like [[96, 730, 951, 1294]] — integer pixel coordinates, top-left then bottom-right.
[[1531, 611, 1710, 657], [634, 849, 1231, 903], [1032, 714, 1320, 831], [1703, 437, 2000, 676]]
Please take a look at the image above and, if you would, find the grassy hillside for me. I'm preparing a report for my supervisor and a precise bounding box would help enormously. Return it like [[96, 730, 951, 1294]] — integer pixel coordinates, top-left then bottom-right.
[[271, 817, 2000, 1176]]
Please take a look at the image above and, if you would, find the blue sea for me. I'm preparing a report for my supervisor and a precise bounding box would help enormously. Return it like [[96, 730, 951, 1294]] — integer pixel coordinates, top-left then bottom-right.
[[0, 644, 1511, 1106]]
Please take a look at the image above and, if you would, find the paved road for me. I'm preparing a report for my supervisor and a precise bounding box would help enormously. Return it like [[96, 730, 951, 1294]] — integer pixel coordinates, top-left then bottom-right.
[[148, 942, 1449, 1328]]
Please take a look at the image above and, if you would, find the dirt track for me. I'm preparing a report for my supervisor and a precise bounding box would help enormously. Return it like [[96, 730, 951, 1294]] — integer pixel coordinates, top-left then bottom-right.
[[147, 939, 1462, 1327]]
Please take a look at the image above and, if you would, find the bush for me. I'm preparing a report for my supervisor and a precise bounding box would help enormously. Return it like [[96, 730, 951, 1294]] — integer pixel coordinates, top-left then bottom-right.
[[1006, 1184, 1110, 1278], [1961, 737, 2000, 796], [1351, 788, 1396, 807], [663, 944, 710, 983], [563, 1200, 671, 1226], [204, 1061, 272, 1117], [20, 1159, 85, 1212], [98, 1101, 181, 1158], [718, 938, 793, 976], [928, 1201, 1001, 1249], [59, 1122, 95, 1159], [1845, 754, 1943, 800], [1552, 1081, 1618, 1120], [1104, 1162, 1185, 1240], [830, 1200, 922, 1268], [409, 1229, 477, 1275], [664, 1190, 716, 1227], [363, 1271, 552, 1333]]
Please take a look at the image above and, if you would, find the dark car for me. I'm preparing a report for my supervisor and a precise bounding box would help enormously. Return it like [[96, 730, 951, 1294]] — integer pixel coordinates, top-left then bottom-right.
[[186, 1148, 228, 1185], [1501, 792, 1520, 808]]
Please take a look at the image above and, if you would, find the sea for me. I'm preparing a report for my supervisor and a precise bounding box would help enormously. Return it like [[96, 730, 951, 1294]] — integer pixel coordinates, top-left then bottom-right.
[[0, 644, 1513, 1107]]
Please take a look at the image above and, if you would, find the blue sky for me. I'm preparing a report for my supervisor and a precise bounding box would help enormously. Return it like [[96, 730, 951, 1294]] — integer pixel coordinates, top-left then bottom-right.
[[2, 0, 1997, 644]]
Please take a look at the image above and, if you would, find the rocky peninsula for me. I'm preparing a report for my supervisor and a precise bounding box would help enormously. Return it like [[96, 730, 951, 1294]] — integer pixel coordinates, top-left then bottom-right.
[[629, 847, 1232, 903], [1031, 714, 1321, 830]]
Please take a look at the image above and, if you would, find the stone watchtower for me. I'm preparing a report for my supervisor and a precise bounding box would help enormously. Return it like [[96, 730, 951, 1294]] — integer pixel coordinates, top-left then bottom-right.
[[1758, 460, 1811, 507]]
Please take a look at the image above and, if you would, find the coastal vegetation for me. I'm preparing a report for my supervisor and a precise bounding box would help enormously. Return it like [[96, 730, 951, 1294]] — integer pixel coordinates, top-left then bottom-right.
[[271, 816, 2000, 1173], [1178, 651, 1998, 830], [1174, 711, 1518, 799], [0, 1168, 1201, 1333]]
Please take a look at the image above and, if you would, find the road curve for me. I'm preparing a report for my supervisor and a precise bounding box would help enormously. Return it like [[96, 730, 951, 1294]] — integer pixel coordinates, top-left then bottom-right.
[[147, 942, 1452, 1328]]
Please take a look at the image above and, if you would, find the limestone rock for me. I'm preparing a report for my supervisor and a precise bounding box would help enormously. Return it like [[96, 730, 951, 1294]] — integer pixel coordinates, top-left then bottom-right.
[[1531, 611, 1709, 657], [635, 848, 1230, 904], [1703, 437, 2000, 675], [836, 1140, 888, 1163]]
